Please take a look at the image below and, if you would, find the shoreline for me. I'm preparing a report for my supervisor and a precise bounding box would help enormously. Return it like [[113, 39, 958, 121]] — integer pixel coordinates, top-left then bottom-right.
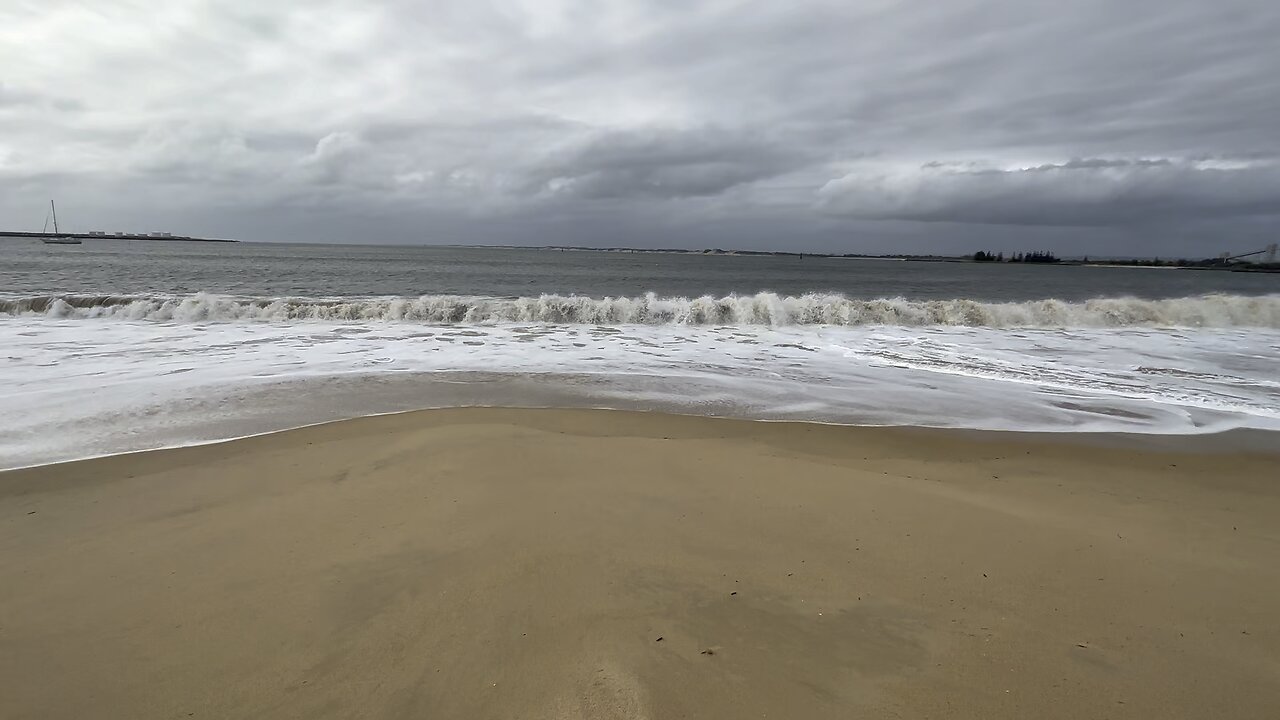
[[0, 230, 237, 243], [389, 243, 1280, 270], [4, 408, 1279, 718], [5, 403, 1278, 474]]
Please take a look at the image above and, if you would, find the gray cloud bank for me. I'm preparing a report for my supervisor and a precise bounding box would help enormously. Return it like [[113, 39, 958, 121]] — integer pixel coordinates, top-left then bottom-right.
[[2, 0, 1279, 254], [820, 158, 1280, 226]]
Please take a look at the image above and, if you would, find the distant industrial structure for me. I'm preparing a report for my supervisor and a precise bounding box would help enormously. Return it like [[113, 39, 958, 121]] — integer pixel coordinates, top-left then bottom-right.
[[0, 200, 238, 244], [1, 229, 235, 243], [1219, 243, 1278, 264], [86, 230, 176, 238]]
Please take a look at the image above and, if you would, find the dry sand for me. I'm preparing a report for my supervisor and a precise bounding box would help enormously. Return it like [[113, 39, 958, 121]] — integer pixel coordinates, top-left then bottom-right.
[[1, 408, 1278, 719]]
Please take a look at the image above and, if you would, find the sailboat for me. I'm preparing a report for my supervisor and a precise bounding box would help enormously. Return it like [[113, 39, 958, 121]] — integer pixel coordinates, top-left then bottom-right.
[[42, 200, 82, 244]]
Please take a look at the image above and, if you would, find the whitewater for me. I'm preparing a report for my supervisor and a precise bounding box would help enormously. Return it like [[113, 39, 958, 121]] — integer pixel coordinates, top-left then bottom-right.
[[6, 291, 1280, 327], [3, 290, 1278, 469]]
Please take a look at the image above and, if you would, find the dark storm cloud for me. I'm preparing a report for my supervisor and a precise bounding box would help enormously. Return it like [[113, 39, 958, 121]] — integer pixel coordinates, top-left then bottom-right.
[[1, 0, 1279, 252], [522, 128, 804, 200]]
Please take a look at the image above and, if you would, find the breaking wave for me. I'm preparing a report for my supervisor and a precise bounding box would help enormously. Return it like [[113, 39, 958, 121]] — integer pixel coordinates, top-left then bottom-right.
[[2, 292, 1279, 328]]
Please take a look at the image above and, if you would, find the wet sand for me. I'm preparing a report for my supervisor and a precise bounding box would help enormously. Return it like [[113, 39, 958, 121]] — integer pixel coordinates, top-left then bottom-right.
[[2, 409, 1278, 719]]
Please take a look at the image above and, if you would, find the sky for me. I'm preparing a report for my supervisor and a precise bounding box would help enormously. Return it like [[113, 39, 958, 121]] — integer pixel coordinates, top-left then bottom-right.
[[2, 0, 1279, 255]]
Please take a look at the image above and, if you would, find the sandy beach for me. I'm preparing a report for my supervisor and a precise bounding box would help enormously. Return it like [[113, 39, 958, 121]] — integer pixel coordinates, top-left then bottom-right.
[[2, 408, 1278, 719]]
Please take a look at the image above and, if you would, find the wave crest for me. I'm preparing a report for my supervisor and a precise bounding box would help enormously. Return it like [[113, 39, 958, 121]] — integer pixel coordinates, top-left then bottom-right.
[[2, 292, 1278, 327]]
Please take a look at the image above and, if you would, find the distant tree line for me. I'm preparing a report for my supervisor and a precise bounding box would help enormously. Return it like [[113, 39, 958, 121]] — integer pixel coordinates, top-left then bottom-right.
[[965, 251, 1277, 271], [973, 250, 1059, 263]]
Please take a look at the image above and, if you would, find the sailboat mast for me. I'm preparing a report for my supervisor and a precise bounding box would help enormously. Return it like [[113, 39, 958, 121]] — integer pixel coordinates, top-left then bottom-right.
[[51, 200, 59, 234]]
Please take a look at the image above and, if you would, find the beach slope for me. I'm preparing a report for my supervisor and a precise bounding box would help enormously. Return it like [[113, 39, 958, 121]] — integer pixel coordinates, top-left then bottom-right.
[[2, 409, 1277, 719]]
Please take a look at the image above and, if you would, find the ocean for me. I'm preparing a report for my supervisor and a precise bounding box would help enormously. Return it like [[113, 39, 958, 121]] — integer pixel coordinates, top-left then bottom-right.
[[3, 239, 1279, 468]]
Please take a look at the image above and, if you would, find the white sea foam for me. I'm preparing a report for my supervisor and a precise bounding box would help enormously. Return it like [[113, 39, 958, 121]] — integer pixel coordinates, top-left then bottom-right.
[[2, 310, 1278, 469], [3, 291, 1279, 327]]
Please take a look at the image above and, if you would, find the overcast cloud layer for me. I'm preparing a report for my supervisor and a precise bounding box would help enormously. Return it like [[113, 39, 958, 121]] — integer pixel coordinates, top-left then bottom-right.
[[2, 0, 1279, 254]]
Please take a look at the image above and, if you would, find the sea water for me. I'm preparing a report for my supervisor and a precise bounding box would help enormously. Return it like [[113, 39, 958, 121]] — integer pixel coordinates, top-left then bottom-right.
[[3, 241, 1277, 468]]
